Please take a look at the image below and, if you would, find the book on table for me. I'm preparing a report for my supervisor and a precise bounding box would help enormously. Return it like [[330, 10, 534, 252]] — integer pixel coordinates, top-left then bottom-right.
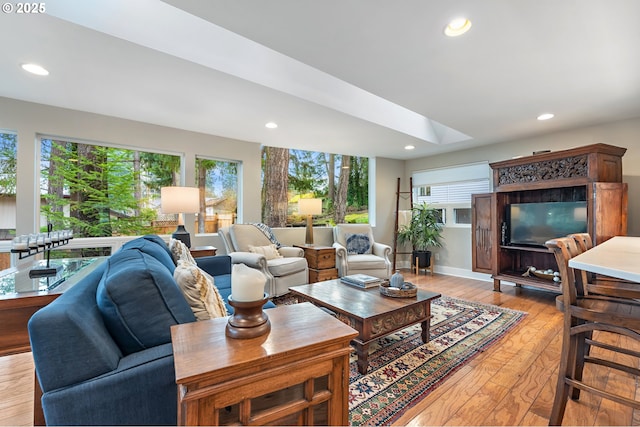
[[340, 274, 383, 288]]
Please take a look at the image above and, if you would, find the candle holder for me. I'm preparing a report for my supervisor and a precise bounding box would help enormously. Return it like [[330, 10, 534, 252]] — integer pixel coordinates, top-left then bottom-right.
[[10, 224, 74, 278], [225, 294, 271, 339]]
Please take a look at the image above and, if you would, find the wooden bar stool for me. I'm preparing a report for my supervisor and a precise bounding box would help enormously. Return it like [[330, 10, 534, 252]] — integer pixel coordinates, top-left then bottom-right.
[[546, 237, 640, 426]]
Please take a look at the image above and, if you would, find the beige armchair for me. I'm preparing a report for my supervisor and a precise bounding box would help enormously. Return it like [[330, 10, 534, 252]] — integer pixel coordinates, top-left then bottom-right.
[[218, 224, 308, 297], [332, 223, 392, 279]]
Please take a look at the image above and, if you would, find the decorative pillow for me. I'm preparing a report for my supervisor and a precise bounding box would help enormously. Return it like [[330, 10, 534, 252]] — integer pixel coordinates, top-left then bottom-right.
[[174, 259, 228, 320], [248, 244, 283, 260], [169, 238, 196, 265], [96, 249, 195, 355], [345, 233, 372, 255]]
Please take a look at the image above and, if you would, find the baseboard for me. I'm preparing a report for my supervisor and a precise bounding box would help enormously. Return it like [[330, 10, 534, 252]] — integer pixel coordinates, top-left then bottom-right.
[[396, 261, 493, 283]]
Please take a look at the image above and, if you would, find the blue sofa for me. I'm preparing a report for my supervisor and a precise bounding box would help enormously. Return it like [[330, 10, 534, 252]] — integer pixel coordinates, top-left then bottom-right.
[[28, 235, 270, 426]]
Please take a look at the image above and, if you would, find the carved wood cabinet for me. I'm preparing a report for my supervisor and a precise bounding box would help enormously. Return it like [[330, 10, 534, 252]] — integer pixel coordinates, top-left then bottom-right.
[[471, 143, 628, 292]]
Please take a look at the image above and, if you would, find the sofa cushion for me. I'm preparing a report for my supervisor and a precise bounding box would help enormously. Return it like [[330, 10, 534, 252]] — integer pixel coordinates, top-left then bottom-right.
[[121, 235, 176, 272], [97, 249, 195, 355], [174, 259, 228, 320]]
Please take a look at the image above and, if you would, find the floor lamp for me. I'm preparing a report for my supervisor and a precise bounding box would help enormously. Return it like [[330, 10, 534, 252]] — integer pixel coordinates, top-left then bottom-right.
[[161, 186, 200, 248], [298, 198, 322, 246]]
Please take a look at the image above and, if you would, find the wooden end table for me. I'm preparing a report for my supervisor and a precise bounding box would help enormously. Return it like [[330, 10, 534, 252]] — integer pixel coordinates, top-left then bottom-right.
[[189, 245, 217, 258], [171, 302, 357, 426], [294, 244, 338, 282], [289, 279, 441, 374]]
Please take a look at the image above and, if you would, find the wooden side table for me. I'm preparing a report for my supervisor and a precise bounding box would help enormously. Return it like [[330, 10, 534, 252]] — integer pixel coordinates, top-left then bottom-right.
[[189, 246, 217, 258], [171, 302, 357, 426], [295, 245, 338, 283]]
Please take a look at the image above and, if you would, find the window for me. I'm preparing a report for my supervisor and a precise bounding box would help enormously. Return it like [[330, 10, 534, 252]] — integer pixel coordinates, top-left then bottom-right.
[[415, 180, 490, 205], [454, 208, 472, 224], [195, 156, 239, 233], [0, 132, 17, 241], [40, 137, 181, 238], [412, 162, 491, 227], [261, 147, 369, 227]]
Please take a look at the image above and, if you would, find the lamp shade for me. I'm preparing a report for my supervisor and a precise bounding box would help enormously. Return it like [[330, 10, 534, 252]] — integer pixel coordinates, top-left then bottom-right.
[[298, 198, 322, 215], [161, 186, 199, 214]]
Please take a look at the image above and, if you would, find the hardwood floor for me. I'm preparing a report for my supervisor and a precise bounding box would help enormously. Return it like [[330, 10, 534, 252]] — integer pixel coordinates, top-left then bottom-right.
[[0, 272, 638, 426], [0, 351, 33, 427]]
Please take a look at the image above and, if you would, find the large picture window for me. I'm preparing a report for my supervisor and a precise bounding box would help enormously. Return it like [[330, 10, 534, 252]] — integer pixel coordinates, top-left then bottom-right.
[[194, 156, 239, 233], [40, 137, 181, 238], [260, 147, 369, 227]]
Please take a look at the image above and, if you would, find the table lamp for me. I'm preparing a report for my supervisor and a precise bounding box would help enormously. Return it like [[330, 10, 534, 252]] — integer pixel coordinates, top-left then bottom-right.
[[298, 198, 322, 245], [161, 186, 200, 248]]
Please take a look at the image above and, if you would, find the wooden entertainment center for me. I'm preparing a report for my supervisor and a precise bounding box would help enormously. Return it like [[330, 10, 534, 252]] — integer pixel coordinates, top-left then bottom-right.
[[471, 143, 628, 292]]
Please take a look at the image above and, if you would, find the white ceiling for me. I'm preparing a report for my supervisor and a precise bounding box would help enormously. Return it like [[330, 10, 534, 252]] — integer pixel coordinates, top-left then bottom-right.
[[1, 0, 639, 160]]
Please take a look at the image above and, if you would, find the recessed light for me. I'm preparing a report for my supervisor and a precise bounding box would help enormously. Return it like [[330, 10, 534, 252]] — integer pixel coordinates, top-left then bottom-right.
[[21, 63, 49, 76], [404, 145, 415, 150], [265, 122, 278, 129], [537, 113, 554, 121], [444, 18, 472, 37]]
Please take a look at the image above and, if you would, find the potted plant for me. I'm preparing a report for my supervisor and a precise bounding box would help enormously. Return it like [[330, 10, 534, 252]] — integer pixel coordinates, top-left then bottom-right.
[[397, 202, 443, 269]]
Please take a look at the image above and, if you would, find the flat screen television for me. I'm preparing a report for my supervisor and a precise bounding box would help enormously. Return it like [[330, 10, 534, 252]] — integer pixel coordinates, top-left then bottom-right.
[[507, 201, 588, 247]]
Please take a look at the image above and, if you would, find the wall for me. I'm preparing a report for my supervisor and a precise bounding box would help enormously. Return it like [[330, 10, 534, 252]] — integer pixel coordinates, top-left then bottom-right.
[[405, 116, 640, 278]]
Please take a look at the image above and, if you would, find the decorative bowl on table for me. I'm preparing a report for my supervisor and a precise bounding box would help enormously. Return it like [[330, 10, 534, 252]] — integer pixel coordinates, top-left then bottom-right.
[[523, 266, 560, 282], [379, 281, 418, 298]]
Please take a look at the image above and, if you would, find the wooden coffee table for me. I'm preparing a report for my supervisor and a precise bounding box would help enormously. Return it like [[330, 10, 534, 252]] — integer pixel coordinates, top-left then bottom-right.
[[289, 279, 441, 374]]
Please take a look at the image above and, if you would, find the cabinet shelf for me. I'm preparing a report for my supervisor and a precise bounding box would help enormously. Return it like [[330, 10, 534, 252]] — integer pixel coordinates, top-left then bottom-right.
[[500, 245, 550, 253], [493, 271, 561, 293]]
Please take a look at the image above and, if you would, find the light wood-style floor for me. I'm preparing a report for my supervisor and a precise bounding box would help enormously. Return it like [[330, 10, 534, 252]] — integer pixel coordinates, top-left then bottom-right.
[[1, 272, 638, 426]]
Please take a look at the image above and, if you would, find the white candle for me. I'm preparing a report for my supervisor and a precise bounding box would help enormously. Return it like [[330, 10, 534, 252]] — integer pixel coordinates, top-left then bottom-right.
[[12, 237, 28, 250], [231, 263, 266, 302]]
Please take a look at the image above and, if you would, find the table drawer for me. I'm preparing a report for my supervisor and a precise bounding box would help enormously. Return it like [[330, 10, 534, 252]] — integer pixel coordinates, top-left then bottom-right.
[[309, 268, 339, 283]]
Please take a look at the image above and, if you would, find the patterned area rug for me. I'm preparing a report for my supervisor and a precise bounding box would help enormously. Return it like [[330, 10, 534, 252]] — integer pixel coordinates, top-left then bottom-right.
[[273, 294, 526, 426], [347, 296, 526, 426]]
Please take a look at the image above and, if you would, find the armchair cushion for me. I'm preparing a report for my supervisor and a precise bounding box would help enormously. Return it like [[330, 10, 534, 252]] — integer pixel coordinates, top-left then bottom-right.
[[345, 232, 372, 254], [96, 249, 195, 355], [267, 257, 308, 277], [346, 253, 389, 270], [250, 222, 283, 247], [229, 224, 272, 251]]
